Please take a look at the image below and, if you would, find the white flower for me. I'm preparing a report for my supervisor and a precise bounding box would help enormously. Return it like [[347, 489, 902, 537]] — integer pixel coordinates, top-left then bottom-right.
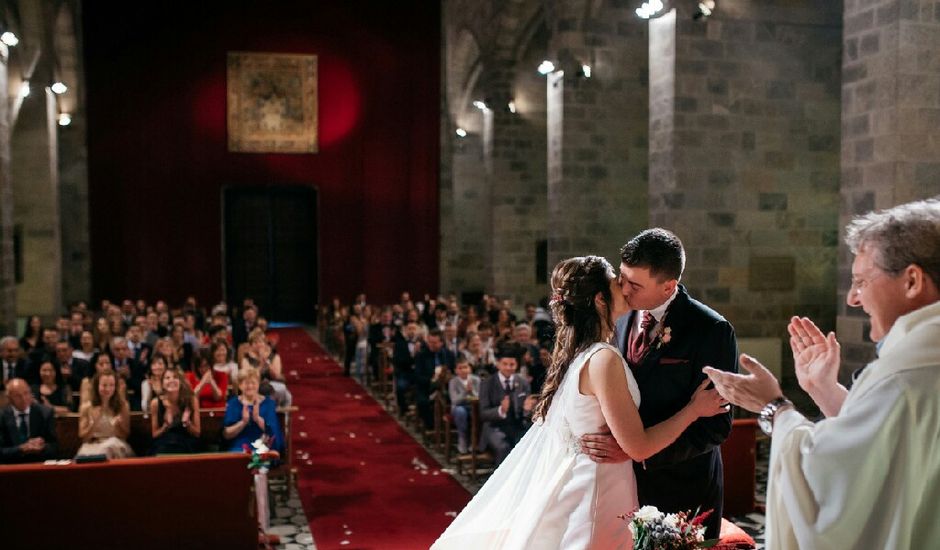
[[663, 513, 679, 529], [251, 438, 269, 453], [633, 505, 664, 523]]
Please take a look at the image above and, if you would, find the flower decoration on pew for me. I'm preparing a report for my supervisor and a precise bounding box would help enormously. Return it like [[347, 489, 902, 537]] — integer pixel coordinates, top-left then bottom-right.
[[245, 437, 280, 473], [619, 505, 717, 549]]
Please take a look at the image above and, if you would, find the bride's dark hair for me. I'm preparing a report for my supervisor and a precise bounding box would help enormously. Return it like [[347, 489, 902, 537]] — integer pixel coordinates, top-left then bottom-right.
[[532, 255, 615, 421]]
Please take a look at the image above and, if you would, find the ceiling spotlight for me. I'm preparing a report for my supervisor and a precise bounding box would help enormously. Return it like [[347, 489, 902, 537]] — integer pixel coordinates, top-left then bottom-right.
[[508, 100, 516, 114], [635, 0, 664, 19], [51, 82, 68, 94], [455, 128, 467, 138], [58, 113, 72, 126], [1, 32, 19, 47], [18, 82, 29, 98], [537, 60, 555, 75], [472, 100, 487, 111], [581, 64, 592, 78]]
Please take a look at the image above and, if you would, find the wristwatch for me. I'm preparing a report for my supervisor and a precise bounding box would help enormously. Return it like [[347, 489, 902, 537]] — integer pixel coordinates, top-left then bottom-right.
[[758, 396, 793, 435]]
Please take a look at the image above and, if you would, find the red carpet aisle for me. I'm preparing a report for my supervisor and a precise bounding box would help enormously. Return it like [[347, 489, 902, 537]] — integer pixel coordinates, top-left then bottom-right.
[[273, 328, 471, 550]]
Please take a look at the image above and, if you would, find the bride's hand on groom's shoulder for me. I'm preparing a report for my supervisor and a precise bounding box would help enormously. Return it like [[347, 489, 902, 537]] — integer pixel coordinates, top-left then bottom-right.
[[688, 379, 730, 418], [580, 429, 632, 464]]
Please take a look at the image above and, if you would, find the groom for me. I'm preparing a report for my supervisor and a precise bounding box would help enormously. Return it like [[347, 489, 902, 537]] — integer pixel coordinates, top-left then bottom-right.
[[582, 228, 737, 538]]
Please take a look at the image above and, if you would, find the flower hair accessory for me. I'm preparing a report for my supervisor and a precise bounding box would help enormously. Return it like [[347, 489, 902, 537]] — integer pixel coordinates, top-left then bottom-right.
[[550, 290, 565, 304]]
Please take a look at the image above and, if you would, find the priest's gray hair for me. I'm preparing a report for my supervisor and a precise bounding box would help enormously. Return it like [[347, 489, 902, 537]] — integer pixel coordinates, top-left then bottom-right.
[[845, 197, 940, 288]]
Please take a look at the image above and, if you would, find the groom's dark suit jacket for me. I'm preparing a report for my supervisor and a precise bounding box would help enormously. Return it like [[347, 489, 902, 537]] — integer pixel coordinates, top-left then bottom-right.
[[616, 284, 737, 538]]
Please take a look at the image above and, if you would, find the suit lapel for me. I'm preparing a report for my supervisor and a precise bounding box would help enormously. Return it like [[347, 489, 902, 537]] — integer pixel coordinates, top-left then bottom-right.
[[639, 286, 693, 369]]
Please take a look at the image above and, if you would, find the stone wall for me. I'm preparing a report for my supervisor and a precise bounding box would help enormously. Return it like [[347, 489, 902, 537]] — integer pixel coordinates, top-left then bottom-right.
[[0, 51, 13, 334], [837, 0, 940, 378], [547, 1, 649, 271], [648, 2, 843, 382]]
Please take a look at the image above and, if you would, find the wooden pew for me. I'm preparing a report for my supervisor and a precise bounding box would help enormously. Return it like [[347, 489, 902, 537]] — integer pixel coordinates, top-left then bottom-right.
[[54, 406, 299, 479], [0, 453, 257, 550]]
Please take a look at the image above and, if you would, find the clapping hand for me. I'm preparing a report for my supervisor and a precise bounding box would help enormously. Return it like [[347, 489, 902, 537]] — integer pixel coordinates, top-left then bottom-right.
[[788, 316, 841, 394], [241, 402, 251, 423], [499, 395, 510, 415], [703, 354, 783, 414], [252, 397, 265, 429], [522, 395, 538, 413], [787, 316, 847, 417]]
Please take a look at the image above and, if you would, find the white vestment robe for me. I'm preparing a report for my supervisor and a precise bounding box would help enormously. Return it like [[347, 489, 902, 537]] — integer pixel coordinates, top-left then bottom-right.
[[766, 300, 940, 549]]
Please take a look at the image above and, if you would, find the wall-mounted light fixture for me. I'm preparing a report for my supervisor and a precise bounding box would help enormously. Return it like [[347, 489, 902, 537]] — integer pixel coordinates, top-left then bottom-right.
[[18, 82, 29, 98], [51, 82, 68, 94], [455, 128, 467, 138], [1, 31, 19, 47], [58, 113, 72, 126], [508, 100, 517, 114], [635, 0, 665, 19], [472, 100, 488, 111], [537, 60, 556, 75], [579, 64, 592, 78], [693, 0, 715, 20]]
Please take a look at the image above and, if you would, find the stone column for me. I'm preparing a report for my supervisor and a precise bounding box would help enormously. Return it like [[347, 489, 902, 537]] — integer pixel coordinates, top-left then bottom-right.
[[12, 87, 63, 318], [647, 2, 842, 379], [546, 2, 649, 272], [0, 49, 14, 334], [485, 59, 549, 307], [837, 0, 940, 377]]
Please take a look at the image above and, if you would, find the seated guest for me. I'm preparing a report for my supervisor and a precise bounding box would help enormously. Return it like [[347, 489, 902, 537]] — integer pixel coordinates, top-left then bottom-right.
[[55, 339, 88, 398], [2, 335, 30, 385], [153, 337, 177, 367], [80, 353, 127, 406], [76, 367, 133, 459], [93, 317, 112, 355], [414, 329, 456, 430], [479, 346, 536, 465], [19, 315, 43, 353], [241, 329, 291, 407], [462, 333, 495, 377], [186, 349, 228, 409], [25, 327, 61, 383], [211, 341, 239, 396], [448, 359, 482, 454], [0, 378, 58, 463], [31, 359, 71, 415], [140, 353, 169, 415], [150, 368, 201, 454], [125, 324, 151, 363], [72, 330, 96, 362], [169, 324, 193, 371], [223, 367, 283, 454], [111, 337, 145, 411]]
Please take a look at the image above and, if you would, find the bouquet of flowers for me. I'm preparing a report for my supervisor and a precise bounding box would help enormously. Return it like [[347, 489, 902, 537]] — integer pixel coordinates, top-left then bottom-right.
[[620, 506, 716, 550], [245, 437, 280, 473]]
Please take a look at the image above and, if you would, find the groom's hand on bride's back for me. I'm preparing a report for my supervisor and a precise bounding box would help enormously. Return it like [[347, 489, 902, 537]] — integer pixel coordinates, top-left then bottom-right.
[[580, 428, 632, 464]]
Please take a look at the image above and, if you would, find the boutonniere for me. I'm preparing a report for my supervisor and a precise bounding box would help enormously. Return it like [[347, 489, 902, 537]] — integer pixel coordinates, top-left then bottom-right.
[[651, 312, 672, 349]]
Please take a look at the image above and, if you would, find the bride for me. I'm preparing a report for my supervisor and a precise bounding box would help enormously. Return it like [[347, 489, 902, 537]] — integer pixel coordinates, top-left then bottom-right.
[[432, 255, 727, 549]]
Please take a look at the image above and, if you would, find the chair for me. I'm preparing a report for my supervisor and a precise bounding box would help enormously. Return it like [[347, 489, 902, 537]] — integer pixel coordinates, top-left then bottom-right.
[[455, 398, 495, 481]]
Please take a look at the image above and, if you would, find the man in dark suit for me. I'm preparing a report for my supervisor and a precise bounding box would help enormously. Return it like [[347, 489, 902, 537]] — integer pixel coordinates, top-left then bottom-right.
[[232, 304, 258, 348], [413, 329, 456, 430], [582, 228, 737, 538], [1, 378, 58, 463], [54, 340, 89, 398], [479, 345, 537, 464], [392, 322, 421, 416], [110, 337, 146, 411], [1, 336, 30, 385], [368, 309, 398, 381]]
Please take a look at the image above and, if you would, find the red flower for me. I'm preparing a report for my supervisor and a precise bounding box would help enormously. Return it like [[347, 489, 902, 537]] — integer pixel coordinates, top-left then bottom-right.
[[690, 508, 713, 526]]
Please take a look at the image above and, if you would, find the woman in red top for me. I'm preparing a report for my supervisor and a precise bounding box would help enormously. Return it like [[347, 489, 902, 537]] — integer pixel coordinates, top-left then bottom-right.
[[185, 349, 228, 409]]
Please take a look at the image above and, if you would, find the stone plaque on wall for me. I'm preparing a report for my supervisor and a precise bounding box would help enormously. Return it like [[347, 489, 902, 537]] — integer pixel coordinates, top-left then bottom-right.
[[748, 256, 795, 291], [227, 52, 318, 153]]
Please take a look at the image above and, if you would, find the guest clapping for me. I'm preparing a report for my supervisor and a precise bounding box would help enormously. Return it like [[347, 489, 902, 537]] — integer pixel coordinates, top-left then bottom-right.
[[448, 359, 481, 454], [31, 359, 71, 415], [241, 329, 291, 406], [76, 367, 133, 459], [223, 367, 283, 454], [186, 349, 228, 409], [150, 368, 201, 454]]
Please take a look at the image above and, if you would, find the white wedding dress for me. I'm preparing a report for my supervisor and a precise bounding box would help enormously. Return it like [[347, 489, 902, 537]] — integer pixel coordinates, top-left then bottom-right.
[[432, 342, 640, 549]]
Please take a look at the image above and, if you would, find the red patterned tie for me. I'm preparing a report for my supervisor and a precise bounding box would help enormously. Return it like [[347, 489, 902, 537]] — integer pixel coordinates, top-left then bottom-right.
[[627, 312, 656, 365]]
